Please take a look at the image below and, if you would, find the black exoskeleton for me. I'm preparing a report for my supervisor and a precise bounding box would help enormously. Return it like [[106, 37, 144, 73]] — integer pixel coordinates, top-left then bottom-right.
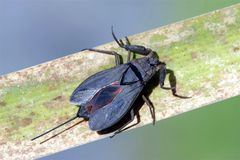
[[31, 27, 188, 144]]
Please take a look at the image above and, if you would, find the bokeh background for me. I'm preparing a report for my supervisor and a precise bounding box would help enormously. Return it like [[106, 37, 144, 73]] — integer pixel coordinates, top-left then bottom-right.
[[0, 0, 239, 75], [1, 0, 240, 160]]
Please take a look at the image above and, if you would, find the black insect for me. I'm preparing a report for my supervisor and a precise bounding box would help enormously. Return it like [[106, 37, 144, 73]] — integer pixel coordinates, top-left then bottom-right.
[[31, 27, 186, 143]]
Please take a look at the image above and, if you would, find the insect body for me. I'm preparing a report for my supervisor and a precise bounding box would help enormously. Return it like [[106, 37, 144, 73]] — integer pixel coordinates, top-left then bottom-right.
[[71, 52, 163, 131], [32, 27, 174, 143]]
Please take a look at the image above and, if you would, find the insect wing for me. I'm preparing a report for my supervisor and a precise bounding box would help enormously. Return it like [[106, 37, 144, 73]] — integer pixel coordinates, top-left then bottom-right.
[[88, 82, 143, 131], [85, 83, 123, 113], [70, 64, 130, 106]]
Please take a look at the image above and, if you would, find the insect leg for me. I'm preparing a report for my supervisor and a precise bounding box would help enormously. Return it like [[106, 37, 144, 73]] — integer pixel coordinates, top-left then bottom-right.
[[142, 95, 155, 125], [159, 65, 178, 96], [110, 109, 140, 138], [159, 62, 167, 88], [82, 48, 122, 66], [166, 69, 191, 99], [125, 36, 134, 62], [166, 69, 177, 96], [111, 26, 125, 48], [112, 26, 152, 56]]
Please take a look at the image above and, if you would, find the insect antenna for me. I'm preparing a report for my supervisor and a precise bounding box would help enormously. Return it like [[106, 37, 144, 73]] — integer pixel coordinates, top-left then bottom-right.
[[40, 119, 85, 144], [31, 116, 79, 141]]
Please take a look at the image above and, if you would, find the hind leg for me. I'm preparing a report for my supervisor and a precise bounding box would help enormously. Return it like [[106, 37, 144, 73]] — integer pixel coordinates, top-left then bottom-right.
[[142, 95, 155, 125], [110, 109, 140, 138]]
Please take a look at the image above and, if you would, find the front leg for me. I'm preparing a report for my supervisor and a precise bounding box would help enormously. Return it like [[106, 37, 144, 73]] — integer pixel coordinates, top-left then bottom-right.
[[112, 26, 152, 56]]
